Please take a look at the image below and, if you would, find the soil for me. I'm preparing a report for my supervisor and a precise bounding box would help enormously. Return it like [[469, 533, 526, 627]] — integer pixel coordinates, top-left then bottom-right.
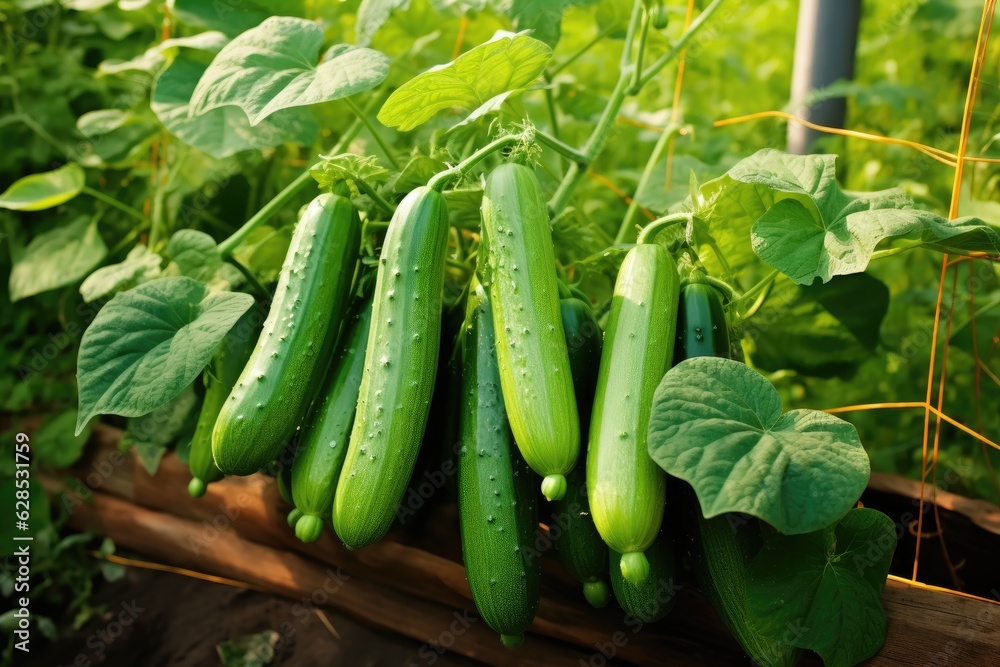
[[27, 567, 481, 667]]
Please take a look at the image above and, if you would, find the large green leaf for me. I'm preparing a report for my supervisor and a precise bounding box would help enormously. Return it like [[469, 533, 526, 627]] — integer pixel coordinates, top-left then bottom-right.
[[9, 216, 108, 301], [377, 30, 552, 131], [647, 357, 870, 534], [75, 276, 254, 434], [189, 17, 389, 125], [0, 163, 85, 211], [495, 0, 566, 47], [747, 272, 889, 378], [693, 150, 1000, 285], [153, 53, 318, 158], [746, 508, 896, 667]]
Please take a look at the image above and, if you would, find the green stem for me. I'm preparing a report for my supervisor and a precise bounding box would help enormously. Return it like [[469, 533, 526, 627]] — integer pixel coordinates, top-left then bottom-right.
[[218, 169, 314, 258], [735, 269, 780, 313], [428, 134, 521, 191], [636, 212, 690, 245], [18, 113, 72, 156], [870, 243, 923, 261], [355, 179, 395, 215], [345, 96, 401, 169], [631, 10, 650, 92], [616, 125, 680, 244], [636, 0, 728, 89], [535, 130, 588, 164], [226, 257, 273, 300], [82, 187, 149, 225], [704, 235, 735, 278], [446, 257, 474, 273], [700, 274, 742, 303], [740, 278, 773, 319]]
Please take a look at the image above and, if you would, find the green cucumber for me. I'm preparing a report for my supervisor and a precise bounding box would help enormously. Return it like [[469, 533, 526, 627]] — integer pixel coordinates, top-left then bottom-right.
[[188, 312, 257, 498], [693, 513, 801, 667], [587, 243, 679, 586], [290, 296, 373, 543], [213, 193, 361, 476], [480, 163, 579, 501], [333, 186, 449, 550], [550, 297, 609, 608], [609, 531, 677, 623], [458, 280, 540, 648], [676, 280, 730, 359]]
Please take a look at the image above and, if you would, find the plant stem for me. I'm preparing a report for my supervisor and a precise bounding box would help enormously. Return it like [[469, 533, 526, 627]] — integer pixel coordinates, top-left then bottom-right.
[[345, 96, 401, 169], [428, 134, 521, 191], [535, 130, 588, 164], [82, 187, 149, 225], [218, 169, 314, 258], [226, 257, 273, 300], [355, 178, 395, 215], [631, 10, 650, 92], [635, 0, 727, 89], [18, 113, 72, 156], [616, 125, 680, 244], [636, 211, 690, 245], [550, 0, 729, 215], [736, 268, 780, 313], [870, 243, 923, 261]]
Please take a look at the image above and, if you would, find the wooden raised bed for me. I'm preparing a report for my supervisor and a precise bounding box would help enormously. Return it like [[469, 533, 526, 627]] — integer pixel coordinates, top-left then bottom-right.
[[43, 425, 1000, 666]]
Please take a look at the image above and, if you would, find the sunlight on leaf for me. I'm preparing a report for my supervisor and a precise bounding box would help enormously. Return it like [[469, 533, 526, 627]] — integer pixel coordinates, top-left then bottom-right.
[[0, 163, 85, 211]]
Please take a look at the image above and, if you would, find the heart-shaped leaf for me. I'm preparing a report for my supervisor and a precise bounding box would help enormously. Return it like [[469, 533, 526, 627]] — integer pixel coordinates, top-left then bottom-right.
[[646, 357, 870, 534], [10, 216, 108, 301], [76, 276, 254, 434], [377, 30, 552, 131], [746, 508, 896, 667], [0, 163, 85, 211], [153, 51, 317, 158], [189, 17, 389, 125]]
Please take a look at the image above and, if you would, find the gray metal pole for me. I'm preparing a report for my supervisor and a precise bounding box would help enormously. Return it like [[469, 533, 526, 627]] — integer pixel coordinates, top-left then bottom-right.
[[787, 0, 862, 154]]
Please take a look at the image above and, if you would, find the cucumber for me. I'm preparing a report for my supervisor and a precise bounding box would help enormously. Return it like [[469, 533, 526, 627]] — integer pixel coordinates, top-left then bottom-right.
[[676, 280, 730, 360], [188, 312, 258, 497], [609, 531, 677, 623], [333, 186, 450, 550], [550, 297, 609, 608], [480, 163, 579, 501], [587, 243, 679, 585], [458, 279, 540, 648], [290, 296, 373, 543], [693, 513, 801, 667], [213, 193, 361, 476]]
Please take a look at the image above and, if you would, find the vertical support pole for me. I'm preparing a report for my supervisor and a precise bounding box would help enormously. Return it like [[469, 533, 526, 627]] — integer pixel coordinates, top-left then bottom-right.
[[787, 0, 862, 154]]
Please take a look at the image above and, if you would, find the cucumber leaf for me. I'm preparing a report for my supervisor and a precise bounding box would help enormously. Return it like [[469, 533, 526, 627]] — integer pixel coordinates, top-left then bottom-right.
[[746, 272, 889, 378], [746, 508, 896, 667], [691, 149, 1000, 286], [0, 163, 85, 211], [9, 215, 108, 301], [188, 17, 389, 125], [377, 30, 552, 131], [646, 357, 870, 534], [75, 276, 254, 434]]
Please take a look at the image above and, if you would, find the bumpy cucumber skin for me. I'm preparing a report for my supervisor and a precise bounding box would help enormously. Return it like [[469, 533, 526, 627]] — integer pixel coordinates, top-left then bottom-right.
[[587, 243, 679, 585], [694, 513, 801, 667], [333, 187, 449, 550], [458, 281, 540, 648], [480, 163, 579, 500], [551, 298, 609, 607], [676, 282, 730, 360], [213, 194, 361, 476], [290, 297, 373, 544], [188, 313, 257, 497], [609, 533, 677, 623]]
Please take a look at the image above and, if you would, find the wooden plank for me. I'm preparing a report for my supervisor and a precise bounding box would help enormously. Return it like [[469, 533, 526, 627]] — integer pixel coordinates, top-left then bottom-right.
[[56, 424, 1000, 666], [868, 471, 1000, 537]]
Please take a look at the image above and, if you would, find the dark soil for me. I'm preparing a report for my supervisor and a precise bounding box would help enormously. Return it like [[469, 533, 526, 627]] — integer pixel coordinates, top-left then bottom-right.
[[25, 567, 481, 667]]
